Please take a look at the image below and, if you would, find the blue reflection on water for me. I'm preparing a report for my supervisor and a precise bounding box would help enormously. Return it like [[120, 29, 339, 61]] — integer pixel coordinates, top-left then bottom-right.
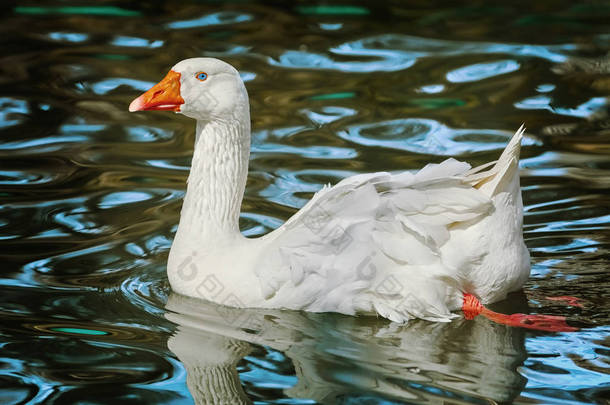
[[60, 123, 106, 133], [0, 98, 29, 128], [301, 106, 358, 125], [111, 35, 163, 48], [252, 143, 357, 159], [319, 23, 343, 31], [531, 238, 598, 253], [533, 214, 610, 233], [416, 84, 445, 94], [0, 170, 55, 186], [47, 32, 89, 42], [29, 228, 72, 239], [240, 213, 285, 236], [0, 135, 89, 151], [239, 71, 256, 82], [515, 96, 606, 118], [446, 60, 520, 83], [338, 118, 533, 155], [98, 191, 153, 209], [145, 159, 190, 171], [166, 11, 252, 29], [270, 49, 417, 73], [259, 168, 357, 208], [89, 78, 155, 95], [243, 355, 298, 389], [51, 208, 108, 234], [272, 34, 576, 72], [523, 327, 610, 392], [126, 126, 173, 143], [530, 259, 563, 278], [343, 34, 576, 62], [536, 84, 556, 93], [253, 126, 308, 142]]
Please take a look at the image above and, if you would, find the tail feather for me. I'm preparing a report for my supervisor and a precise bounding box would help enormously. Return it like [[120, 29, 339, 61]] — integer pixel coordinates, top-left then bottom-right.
[[467, 125, 525, 197]]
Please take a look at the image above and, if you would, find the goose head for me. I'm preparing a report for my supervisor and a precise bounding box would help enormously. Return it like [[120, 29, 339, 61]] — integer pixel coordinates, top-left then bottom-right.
[[129, 57, 249, 121]]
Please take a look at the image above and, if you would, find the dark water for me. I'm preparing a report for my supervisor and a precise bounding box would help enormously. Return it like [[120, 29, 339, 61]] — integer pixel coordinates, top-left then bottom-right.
[[1, 1, 609, 404]]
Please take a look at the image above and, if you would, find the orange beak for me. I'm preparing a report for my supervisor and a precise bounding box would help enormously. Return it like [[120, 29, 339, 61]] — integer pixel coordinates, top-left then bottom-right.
[[129, 70, 185, 112]]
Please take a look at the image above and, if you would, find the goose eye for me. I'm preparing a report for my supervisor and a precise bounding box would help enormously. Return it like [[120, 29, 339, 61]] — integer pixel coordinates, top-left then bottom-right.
[[195, 72, 208, 81]]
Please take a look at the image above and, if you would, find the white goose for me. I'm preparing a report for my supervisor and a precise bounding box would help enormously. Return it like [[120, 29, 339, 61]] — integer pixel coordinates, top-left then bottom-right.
[[130, 57, 533, 324]]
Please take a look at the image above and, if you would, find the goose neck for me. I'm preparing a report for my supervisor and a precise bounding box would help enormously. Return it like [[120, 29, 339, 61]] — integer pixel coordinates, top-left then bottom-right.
[[181, 117, 250, 240]]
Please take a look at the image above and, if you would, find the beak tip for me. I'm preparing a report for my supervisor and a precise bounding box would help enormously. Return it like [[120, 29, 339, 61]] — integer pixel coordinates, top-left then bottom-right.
[[128, 97, 143, 112]]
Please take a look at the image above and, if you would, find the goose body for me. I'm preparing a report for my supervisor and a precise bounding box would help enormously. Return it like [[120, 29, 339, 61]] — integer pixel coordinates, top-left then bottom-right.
[[130, 58, 530, 323]]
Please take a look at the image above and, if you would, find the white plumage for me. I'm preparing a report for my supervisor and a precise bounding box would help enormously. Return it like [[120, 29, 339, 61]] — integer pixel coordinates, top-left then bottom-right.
[[130, 58, 530, 323]]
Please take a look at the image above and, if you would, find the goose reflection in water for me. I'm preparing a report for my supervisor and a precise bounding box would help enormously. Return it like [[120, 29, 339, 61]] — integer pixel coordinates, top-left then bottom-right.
[[165, 293, 529, 404]]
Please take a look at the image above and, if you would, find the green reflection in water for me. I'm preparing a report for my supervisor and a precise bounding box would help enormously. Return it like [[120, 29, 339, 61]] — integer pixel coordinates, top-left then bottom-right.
[[51, 327, 109, 336], [14, 6, 140, 17], [310, 92, 356, 100], [96, 54, 131, 60], [295, 5, 369, 16]]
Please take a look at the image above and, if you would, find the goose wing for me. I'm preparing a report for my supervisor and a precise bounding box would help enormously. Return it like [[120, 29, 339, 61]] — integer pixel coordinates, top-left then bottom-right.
[[256, 157, 493, 321]]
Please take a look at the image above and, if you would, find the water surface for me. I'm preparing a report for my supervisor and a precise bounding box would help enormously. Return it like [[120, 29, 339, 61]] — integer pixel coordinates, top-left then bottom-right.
[[1, 1, 609, 404]]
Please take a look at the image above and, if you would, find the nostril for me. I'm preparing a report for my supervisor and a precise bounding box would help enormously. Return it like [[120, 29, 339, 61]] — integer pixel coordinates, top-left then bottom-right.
[[153, 89, 164, 98]]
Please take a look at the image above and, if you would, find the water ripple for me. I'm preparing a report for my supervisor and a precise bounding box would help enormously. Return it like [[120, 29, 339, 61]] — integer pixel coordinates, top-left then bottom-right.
[[515, 95, 607, 118], [446, 59, 521, 83], [0, 170, 58, 186], [0, 135, 89, 152], [338, 118, 534, 155], [110, 36, 163, 49], [252, 143, 356, 160], [300, 106, 358, 126], [47, 32, 89, 43], [271, 34, 576, 72], [166, 11, 253, 29], [0, 98, 29, 129], [87, 78, 155, 95], [269, 49, 417, 73], [345, 34, 575, 62]]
